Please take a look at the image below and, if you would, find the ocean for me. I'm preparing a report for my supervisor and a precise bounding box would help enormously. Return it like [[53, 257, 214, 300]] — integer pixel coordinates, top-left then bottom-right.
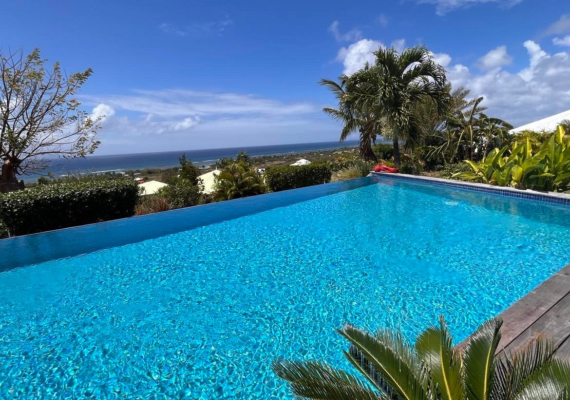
[[25, 141, 359, 182]]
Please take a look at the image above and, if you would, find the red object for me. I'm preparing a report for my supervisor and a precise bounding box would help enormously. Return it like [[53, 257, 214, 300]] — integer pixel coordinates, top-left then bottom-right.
[[375, 164, 399, 173]]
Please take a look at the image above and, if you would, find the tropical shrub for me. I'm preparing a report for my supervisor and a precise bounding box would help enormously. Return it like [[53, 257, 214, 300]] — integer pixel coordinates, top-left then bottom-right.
[[274, 316, 570, 400], [135, 195, 171, 215], [372, 143, 394, 160], [331, 163, 372, 182], [0, 221, 9, 239], [0, 178, 139, 236], [454, 126, 570, 192], [265, 164, 332, 192], [438, 162, 472, 178], [213, 163, 266, 201], [157, 178, 202, 208], [399, 158, 424, 175], [217, 151, 253, 170]]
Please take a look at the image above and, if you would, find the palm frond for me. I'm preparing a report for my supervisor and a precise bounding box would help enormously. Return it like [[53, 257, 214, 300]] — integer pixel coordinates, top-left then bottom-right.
[[339, 325, 429, 400], [272, 359, 384, 400], [493, 334, 557, 400], [464, 318, 502, 400], [415, 316, 464, 400], [511, 359, 570, 400]]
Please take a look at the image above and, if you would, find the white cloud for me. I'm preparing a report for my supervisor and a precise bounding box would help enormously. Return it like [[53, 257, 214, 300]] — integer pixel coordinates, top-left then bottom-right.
[[477, 45, 513, 70], [446, 40, 570, 127], [431, 52, 452, 68], [336, 39, 384, 75], [543, 14, 570, 36], [174, 117, 201, 131], [391, 39, 406, 53], [328, 21, 362, 43], [553, 36, 570, 47], [377, 14, 389, 28], [159, 17, 233, 37], [414, 0, 523, 15], [90, 104, 115, 123], [80, 89, 324, 148]]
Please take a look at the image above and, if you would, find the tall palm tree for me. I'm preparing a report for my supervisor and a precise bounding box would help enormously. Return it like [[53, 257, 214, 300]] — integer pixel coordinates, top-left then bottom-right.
[[320, 68, 380, 161], [274, 317, 570, 400], [360, 46, 449, 166]]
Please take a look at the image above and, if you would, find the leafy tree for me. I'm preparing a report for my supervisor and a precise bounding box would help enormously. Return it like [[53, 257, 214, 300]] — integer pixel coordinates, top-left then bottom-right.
[[0, 49, 101, 184], [213, 162, 266, 201], [216, 151, 253, 170], [274, 316, 570, 400], [157, 179, 202, 208], [177, 153, 200, 184]]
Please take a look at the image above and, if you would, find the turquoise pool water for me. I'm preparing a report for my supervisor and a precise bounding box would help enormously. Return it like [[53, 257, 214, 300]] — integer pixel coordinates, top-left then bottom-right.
[[1, 178, 570, 399]]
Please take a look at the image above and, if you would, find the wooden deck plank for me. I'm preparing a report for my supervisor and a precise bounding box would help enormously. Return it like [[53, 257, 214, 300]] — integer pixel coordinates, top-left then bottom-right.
[[459, 264, 570, 359], [496, 265, 570, 353], [500, 293, 570, 357]]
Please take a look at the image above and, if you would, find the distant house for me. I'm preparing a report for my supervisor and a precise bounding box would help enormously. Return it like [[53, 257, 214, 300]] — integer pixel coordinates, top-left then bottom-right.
[[290, 159, 311, 166], [138, 180, 168, 196], [510, 109, 570, 134], [198, 169, 220, 194]]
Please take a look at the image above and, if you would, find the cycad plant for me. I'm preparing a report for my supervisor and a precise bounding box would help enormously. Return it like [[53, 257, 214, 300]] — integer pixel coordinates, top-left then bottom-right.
[[273, 317, 570, 400], [213, 162, 266, 201]]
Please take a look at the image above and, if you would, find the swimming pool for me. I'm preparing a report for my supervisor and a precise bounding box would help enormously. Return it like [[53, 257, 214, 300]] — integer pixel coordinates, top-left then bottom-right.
[[1, 176, 570, 399]]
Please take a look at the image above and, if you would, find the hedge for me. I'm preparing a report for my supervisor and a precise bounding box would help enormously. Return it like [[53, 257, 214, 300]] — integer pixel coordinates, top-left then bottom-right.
[[265, 164, 332, 192], [0, 178, 139, 236]]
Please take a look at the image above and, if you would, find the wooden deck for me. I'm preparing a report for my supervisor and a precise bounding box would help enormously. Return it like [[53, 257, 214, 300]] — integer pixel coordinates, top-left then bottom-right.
[[494, 263, 570, 359]]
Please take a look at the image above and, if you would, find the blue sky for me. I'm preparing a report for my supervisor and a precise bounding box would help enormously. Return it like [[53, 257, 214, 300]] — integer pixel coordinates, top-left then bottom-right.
[[2, 0, 570, 155]]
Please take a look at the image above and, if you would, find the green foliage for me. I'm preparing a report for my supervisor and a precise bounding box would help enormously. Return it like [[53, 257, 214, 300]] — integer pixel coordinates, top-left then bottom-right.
[[274, 316, 570, 400], [438, 163, 472, 178], [213, 163, 266, 201], [0, 48, 100, 176], [217, 151, 253, 170], [400, 156, 424, 175], [157, 178, 202, 208], [454, 126, 570, 192], [0, 220, 9, 238], [265, 164, 332, 192], [177, 154, 200, 184], [372, 143, 394, 160], [0, 178, 138, 236], [331, 161, 373, 182]]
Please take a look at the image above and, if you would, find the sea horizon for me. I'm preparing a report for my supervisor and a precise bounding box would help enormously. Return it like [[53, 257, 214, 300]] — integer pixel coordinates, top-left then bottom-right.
[[25, 140, 361, 182]]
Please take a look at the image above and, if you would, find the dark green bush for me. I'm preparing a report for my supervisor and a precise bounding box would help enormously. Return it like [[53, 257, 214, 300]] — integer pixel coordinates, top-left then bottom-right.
[[399, 159, 424, 175], [265, 164, 332, 192], [157, 178, 202, 208], [372, 143, 394, 160], [0, 178, 139, 236], [438, 163, 472, 178]]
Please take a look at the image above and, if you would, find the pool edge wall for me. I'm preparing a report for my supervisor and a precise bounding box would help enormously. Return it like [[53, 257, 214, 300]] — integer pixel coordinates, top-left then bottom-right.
[[0, 176, 378, 271]]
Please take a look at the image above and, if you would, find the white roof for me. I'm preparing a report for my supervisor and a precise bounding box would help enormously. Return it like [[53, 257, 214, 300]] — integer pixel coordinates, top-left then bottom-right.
[[290, 159, 311, 166], [138, 180, 168, 195], [198, 169, 220, 194], [510, 109, 570, 134]]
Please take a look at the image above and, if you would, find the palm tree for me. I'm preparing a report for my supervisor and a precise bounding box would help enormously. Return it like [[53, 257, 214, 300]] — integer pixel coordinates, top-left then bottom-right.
[[213, 163, 266, 201], [364, 46, 449, 166], [320, 69, 380, 161], [478, 113, 513, 157], [273, 316, 570, 399]]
